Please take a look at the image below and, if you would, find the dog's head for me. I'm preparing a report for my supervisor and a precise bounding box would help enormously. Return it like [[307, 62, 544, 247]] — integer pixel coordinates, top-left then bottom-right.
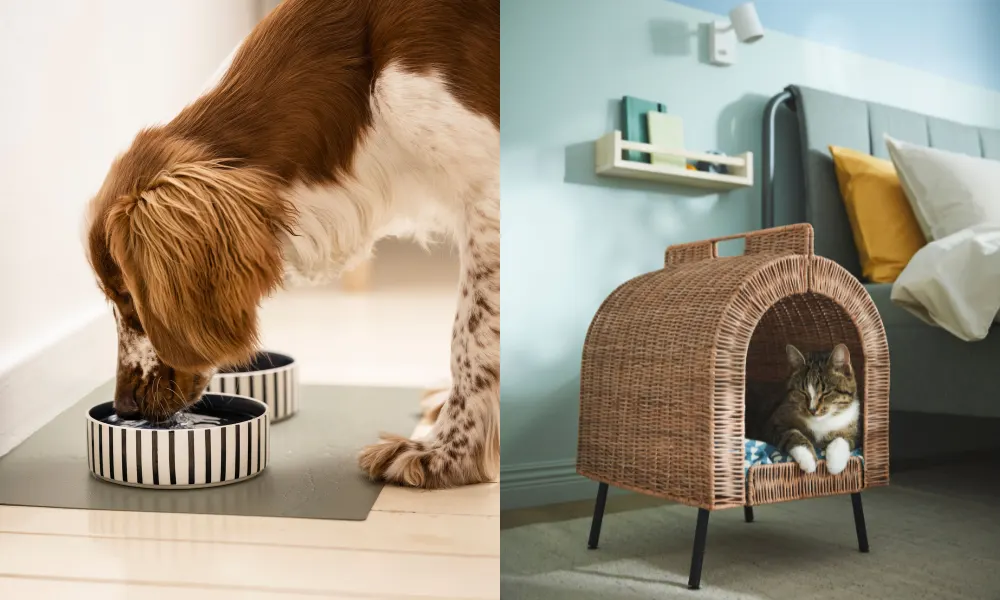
[[86, 133, 293, 421]]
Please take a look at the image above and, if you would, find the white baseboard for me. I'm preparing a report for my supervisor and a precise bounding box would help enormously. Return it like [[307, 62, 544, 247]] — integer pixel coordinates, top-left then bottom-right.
[[0, 311, 116, 458], [500, 458, 604, 511]]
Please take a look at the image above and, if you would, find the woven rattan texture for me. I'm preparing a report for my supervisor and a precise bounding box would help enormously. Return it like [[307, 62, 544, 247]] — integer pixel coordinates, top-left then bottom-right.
[[746, 457, 864, 506], [578, 224, 890, 510]]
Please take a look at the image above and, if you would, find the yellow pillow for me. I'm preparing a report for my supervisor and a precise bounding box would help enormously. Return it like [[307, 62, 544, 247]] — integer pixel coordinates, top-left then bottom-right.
[[829, 145, 926, 283]]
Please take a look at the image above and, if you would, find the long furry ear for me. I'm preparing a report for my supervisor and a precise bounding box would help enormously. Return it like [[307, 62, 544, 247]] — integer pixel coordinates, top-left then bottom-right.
[[106, 160, 293, 371]]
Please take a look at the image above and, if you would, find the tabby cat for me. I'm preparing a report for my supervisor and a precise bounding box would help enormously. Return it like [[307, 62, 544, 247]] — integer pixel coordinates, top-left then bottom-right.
[[745, 343, 861, 475]]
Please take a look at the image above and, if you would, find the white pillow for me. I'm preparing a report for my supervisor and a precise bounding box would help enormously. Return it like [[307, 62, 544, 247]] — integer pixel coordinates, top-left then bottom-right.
[[884, 134, 1000, 241]]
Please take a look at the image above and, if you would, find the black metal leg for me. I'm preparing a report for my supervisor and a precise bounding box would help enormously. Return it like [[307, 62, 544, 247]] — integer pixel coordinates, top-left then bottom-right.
[[743, 506, 754, 523], [587, 482, 609, 549], [688, 508, 711, 590], [851, 492, 869, 553]]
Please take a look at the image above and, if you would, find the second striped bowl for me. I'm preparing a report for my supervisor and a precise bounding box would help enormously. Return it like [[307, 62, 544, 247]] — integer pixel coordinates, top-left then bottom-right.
[[208, 350, 298, 422]]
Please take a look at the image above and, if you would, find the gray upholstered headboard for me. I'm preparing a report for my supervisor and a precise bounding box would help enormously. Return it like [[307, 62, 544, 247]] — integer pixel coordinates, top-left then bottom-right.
[[762, 85, 1000, 279]]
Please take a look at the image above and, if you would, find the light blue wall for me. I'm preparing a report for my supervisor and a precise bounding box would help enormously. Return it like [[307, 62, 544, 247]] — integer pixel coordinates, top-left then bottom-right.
[[500, 0, 1000, 509], [673, 0, 1000, 92]]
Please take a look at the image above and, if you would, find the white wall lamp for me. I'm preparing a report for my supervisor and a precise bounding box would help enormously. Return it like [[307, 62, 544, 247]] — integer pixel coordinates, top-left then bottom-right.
[[709, 2, 764, 66]]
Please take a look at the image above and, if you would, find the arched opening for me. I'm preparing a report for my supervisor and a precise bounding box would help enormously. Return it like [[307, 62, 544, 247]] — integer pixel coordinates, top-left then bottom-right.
[[742, 292, 867, 467]]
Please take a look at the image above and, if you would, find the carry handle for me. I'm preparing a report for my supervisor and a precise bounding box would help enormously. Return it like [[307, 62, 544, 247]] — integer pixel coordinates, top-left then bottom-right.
[[664, 223, 814, 267]]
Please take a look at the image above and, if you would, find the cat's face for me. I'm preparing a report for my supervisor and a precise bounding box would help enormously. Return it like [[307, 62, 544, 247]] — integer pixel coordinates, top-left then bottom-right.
[[785, 343, 857, 418]]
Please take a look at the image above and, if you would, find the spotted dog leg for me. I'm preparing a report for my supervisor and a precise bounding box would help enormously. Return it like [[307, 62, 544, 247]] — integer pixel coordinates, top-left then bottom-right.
[[358, 189, 499, 488]]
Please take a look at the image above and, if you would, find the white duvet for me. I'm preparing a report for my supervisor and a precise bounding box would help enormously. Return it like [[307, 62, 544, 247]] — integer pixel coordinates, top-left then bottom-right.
[[891, 224, 1000, 341]]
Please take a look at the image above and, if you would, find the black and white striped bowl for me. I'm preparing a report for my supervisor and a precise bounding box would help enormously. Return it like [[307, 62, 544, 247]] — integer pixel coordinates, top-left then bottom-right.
[[86, 393, 270, 489], [208, 350, 298, 422]]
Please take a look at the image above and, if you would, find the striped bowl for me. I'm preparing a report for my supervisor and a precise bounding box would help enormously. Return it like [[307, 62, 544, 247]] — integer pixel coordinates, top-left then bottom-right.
[[208, 350, 298, 422], [86, 393, 270, 489]]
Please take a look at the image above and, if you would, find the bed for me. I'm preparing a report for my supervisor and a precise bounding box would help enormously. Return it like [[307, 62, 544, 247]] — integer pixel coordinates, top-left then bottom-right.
[[762, 85, 1000, 420]]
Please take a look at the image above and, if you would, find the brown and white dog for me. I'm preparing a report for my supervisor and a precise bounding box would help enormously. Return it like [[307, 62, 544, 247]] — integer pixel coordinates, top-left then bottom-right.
[[84, 0, 499, 489]]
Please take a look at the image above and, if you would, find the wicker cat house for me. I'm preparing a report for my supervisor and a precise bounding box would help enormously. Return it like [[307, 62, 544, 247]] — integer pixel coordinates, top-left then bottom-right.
[[577, 223, 890, 589]]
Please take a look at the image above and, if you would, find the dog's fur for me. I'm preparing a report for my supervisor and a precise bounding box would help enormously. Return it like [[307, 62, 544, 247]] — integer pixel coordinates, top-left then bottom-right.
[[84, 0, 499, 488]]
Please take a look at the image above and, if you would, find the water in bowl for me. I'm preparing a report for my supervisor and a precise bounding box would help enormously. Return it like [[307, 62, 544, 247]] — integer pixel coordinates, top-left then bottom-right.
[[93, 394, 264, 429], [103, 411, 225, 430]]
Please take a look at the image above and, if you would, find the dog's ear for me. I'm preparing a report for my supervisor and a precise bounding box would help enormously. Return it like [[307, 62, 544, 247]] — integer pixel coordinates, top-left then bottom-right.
[[105, 160, 293, 371]]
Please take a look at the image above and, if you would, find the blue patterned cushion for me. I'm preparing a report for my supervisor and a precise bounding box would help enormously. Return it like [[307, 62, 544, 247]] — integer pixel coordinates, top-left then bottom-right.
[[744, 439, 863, 472]]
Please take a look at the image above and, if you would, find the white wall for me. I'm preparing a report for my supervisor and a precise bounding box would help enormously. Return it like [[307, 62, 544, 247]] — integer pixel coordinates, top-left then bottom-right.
[[0, 1, 259, 374]]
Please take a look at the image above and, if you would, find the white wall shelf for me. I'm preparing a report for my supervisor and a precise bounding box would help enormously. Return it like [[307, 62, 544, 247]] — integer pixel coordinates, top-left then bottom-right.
[[594, 131, 753, 191]]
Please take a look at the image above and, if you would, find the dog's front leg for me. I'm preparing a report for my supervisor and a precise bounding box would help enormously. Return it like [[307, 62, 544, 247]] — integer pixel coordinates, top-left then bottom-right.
[[358, 186, 499, 488]]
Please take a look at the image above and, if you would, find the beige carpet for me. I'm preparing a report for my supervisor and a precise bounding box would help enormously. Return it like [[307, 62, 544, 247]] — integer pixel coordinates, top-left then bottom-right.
[[501, 462, 1000, 599]]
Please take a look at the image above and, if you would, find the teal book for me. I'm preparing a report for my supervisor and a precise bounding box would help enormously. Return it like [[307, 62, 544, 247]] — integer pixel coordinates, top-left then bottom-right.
[[621, 96, 667, 163]]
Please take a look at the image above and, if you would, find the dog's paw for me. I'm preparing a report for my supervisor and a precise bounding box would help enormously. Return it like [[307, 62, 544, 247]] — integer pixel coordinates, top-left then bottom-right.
[[825, 437, 850, 475], [358, 433, 488, 489], [788, 445, 817, 474], [358, 435, 435, 487]]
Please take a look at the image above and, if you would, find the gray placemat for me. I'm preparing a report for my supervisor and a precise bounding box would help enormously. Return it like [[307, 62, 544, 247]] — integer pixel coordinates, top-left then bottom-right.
[[0, 381, 419, 520]]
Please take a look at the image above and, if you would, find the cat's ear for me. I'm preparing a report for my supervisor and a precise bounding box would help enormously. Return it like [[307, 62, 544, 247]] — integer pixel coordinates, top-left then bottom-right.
[[786, 344, 806, 369], [829, 343, 851, 371]]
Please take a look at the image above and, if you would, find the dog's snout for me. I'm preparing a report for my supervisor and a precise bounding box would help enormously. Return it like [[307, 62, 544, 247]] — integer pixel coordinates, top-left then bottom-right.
[[114, 386, 140, 419]]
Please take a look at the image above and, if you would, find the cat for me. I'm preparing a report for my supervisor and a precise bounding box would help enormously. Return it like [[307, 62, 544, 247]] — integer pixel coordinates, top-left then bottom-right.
[[745, 343, 861, 475]]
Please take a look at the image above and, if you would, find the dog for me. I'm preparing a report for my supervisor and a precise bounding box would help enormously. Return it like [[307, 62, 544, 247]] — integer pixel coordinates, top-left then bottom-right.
[[83, 0, 499, 489]]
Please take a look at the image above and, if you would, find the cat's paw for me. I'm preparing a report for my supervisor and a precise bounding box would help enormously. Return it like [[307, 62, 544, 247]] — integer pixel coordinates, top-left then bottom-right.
[[788, 445, 817, 473], [825, 437, 850, 475]]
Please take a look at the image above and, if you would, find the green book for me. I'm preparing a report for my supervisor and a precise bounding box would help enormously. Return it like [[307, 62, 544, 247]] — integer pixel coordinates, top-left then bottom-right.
[[647, 112, 685, 168], [621, 96, 667, 163]]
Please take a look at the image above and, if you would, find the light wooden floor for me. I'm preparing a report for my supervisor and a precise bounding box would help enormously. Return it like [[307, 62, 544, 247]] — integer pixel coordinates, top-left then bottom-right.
[[0, 240, 499, 599]]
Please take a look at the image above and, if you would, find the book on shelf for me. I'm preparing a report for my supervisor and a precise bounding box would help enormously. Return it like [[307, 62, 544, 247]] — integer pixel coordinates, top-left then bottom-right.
[[620, 95, 666, 163]]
